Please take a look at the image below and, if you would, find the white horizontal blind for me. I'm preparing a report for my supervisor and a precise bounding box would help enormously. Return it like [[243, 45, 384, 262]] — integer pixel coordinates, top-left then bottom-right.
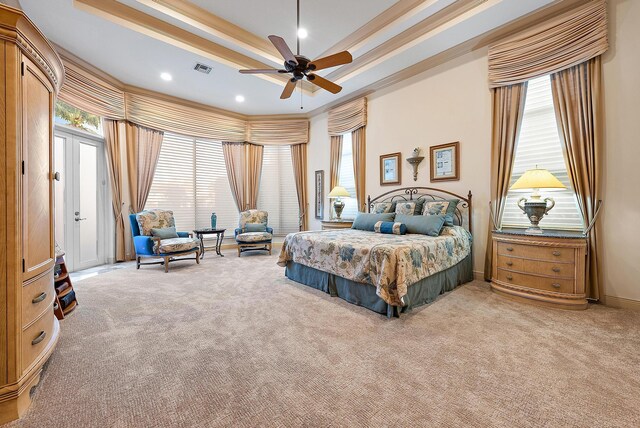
[[257, 145, 299, 235], [337, 132, 358, 219], [146, 133, 238, 234], [502, 75, 584, 230], [145, 133, 195, 232], [195, 139, 239, 232]]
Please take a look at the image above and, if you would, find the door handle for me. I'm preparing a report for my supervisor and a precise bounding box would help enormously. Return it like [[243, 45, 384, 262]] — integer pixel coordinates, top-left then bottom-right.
[[74, 217, 87, 222]]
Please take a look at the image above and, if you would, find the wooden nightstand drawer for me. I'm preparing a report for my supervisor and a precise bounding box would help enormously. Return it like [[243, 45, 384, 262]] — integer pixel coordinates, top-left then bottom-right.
[[497, 242, 575, 263], [496, 256, 523, 271], [497, 269, 574, 294], [522, 260, 575, 278]]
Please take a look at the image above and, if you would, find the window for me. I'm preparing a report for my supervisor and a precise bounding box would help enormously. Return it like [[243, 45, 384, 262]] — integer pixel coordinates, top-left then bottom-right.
[[337, 132, 358, 219], [54, 100, 103, 136], [257, 146, 299, 235], [501, 75, 583, 230], [145, 133, 238, 234]]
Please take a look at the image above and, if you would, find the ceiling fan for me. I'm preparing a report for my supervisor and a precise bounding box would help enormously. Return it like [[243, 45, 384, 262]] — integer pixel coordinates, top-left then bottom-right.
[[239, 0, 353, 100]]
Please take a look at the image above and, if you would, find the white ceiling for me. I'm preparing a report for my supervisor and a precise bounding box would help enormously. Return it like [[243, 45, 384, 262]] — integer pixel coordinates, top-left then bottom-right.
[[20, 0, 558, 116]]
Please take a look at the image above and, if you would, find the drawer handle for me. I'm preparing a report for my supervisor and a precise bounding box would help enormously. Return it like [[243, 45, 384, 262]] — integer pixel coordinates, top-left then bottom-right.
[[506, 261, 513, 266], [552, 251, 561, 256], [32, 292, 47, 304], [506, 275, 513, 281], [32, 331, 46, 346], [551, 283, 561, 289], [506, 247, 514, 252], [552, 267, 561, 273]]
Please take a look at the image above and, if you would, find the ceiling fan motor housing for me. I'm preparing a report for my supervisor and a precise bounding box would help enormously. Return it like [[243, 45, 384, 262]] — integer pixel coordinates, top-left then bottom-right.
[[285, 55, 312, 80]]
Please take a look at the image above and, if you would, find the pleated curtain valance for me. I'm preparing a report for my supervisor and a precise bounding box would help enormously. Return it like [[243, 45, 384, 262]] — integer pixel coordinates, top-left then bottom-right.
[[125, 91, 247, 143], [328, 97, 367, 135], [247, 119, 309, 145], [488, 0, 608, 88], [58, 59, 126, 120]]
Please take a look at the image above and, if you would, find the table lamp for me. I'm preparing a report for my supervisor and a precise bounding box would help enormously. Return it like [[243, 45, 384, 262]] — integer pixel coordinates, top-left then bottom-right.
[[328, 186, 351, 220], [510, 167, 566, 234]]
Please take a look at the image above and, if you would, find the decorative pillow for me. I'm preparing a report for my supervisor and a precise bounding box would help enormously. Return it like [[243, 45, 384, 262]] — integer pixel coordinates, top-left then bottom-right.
[[351, 213, 395, 232], [371, 202, 395, 214], [396, 214, 446, 237], [423, 199, 459, 226], [374, 221, 407, 235], [151, 227, 179, 239], [395, 202, 419, 215], [244, 223, 267, 232], [239, 210, 268, 228], [136, 209, 175, 236]]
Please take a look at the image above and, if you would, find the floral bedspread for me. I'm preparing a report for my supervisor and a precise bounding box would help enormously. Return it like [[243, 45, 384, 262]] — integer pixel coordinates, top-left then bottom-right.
[[277, 226, 471, 306]]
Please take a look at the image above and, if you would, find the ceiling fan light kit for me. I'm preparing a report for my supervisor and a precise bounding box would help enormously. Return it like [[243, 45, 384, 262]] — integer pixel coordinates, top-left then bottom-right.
[[239, 0, 353, 100]]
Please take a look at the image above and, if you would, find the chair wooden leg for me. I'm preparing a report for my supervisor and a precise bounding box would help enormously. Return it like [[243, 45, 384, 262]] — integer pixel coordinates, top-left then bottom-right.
[[268, 244, 272, 255], [195, 250, 200, 264], [164, 256, 170, 273], [237, 246, 241, 257]]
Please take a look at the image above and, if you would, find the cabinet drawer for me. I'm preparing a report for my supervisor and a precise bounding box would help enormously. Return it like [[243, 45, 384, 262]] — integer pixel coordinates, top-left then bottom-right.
[[496, 256, 523, 271], [522, 259, 575, 278], [497, 242, 575, 263], [22, 270, 55, 327], [497, 269, 574, 294], [22, 308, 56, 372]]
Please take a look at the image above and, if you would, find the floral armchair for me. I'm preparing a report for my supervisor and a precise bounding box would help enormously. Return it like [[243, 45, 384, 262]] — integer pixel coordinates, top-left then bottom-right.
[[130, 209, 201, 272], [234, 210, 273, 256]]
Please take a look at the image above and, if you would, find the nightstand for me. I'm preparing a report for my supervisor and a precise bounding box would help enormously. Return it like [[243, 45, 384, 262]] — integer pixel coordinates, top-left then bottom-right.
[[321, 219, 353, 230], [491, 228, 588, 310]]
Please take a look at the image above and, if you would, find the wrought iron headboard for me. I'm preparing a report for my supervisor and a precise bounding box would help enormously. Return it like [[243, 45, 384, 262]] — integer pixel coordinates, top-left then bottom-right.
[[367, 187, 473, 234]]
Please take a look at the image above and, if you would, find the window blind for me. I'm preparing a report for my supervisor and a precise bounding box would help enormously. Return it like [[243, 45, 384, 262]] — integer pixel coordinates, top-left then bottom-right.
[[502, 75, 584, 230], [145, 133, 238, 234], [257, 145, 299, 235], [338, 133, 358, 219]]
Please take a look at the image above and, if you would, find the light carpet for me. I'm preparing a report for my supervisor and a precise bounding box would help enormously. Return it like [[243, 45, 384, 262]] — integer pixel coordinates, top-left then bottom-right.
[[8, 252, 640, 427]]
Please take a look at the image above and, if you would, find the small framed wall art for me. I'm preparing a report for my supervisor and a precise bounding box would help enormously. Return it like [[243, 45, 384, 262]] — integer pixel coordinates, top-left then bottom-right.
[[315, 170, 324, 219], [430, 141, 460, 182], [380, 152, 401, 185]]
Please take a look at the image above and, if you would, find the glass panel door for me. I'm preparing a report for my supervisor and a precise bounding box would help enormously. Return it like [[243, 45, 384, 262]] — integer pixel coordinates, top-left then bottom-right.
[[75, 140, 100, 269]]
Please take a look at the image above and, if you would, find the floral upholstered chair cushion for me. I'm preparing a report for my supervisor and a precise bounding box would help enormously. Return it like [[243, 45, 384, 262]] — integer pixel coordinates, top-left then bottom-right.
[[236, 232, 273, 243], [236, 210, 273, 243], [238, 210, 269, 231], [371, 202, 395, 214], [153, 237, 200, 255], [136, 209, 176, 236]]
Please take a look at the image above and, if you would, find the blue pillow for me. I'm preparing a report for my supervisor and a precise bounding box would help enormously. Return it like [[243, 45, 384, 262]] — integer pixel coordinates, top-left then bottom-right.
[[374, 221, 407, 235], [352, 213, 395, 231], [151, 227, 179, 239], [244, 223, 267, 232], [396, 214, 446, 237]]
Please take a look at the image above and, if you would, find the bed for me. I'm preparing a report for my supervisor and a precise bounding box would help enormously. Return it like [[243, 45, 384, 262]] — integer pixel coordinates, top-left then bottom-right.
[[277, 187, 473, 317]]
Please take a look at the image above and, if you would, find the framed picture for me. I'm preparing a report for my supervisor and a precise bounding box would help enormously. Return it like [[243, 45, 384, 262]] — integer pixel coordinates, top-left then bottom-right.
[[430, 142, 460, 182], [315, 170, 324, 219], [380, 152, 401, 185]]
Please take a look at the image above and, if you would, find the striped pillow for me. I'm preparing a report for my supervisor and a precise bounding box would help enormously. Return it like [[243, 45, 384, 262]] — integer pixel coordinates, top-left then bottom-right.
[[374, 221, 407, 235]]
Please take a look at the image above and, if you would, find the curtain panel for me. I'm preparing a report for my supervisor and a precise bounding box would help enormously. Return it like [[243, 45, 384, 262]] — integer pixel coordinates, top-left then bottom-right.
[[484, 83, 528, 281], [246, 144, 264, 210], [351, 127, 366, 212], [125, 122, 164, 214], [329, 135, 343, 191], [248, 120, 309, 145], [328, 97, 367, 136], [291, 144, 308, 231], [222, 143, 247, 212], [103, 119, 126, 262], [488, 0, 608, 88], [551, 57, 602, 300]]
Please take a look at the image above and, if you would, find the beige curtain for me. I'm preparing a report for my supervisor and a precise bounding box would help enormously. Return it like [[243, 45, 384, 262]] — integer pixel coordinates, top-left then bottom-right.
[[550, 56, 602, 300], [328, 97, 367, 135], [223, 142, 247, 212], [103, 119, 126, 262], [484, 83, 528, 281], [351, 127, 366, 212], [291, 144, 308, 231], [246, 144, 264, 210], [329, 135, 343, 191], [125, 122, 164, 214], [488, 0, 608, 87], [248, 120, 309, 145]]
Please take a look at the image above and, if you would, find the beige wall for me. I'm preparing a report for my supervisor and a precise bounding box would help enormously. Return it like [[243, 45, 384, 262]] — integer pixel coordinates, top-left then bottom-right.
[[306, 0, 639, 303]]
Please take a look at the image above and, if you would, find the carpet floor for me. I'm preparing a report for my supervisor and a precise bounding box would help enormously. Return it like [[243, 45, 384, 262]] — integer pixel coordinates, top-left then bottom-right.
[[8, 252, 640, 427]]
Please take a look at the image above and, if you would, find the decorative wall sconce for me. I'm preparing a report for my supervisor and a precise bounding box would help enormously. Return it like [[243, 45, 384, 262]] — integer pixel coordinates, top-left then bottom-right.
[[406, 147, 424, 181]]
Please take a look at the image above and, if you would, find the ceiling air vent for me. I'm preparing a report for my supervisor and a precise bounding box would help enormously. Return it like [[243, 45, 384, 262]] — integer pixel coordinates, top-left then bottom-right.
[[194, 63, 213, 74]]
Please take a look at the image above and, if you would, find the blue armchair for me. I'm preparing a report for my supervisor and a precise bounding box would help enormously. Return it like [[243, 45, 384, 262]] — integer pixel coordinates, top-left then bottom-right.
[[235, 210, 273, 256], [130, 210, 201, 272]]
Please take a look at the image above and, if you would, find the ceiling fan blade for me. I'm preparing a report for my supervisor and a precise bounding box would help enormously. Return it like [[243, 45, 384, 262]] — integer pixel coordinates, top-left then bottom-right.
[[268, 35, 298, 66], [239, 69, 285, 74], [309, 51, 352, 71], [280, 79, 297, 99], [307, 74, 342, 94]]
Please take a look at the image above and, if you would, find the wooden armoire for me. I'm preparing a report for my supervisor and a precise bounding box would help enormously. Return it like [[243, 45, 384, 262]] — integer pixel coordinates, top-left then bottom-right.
[[0, 5, 64, 423]]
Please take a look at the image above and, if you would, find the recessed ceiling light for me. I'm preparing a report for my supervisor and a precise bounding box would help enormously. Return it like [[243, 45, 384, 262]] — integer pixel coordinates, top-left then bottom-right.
[[235, 95, 245, 103], [297, 28, 308, 39], [160, 72, 172, 81]]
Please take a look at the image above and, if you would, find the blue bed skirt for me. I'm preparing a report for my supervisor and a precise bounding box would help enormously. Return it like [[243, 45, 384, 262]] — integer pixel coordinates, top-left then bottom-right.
[[284, 254, 473, 318]]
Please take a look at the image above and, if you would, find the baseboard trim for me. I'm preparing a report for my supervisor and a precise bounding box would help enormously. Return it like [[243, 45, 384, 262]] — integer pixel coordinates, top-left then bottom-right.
[[602, 295, 640, 311], [473, 270, 485, 281]]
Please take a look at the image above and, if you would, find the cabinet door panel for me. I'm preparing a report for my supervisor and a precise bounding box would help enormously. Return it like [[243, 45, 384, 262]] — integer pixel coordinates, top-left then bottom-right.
[[22, 58, 54, 280]]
